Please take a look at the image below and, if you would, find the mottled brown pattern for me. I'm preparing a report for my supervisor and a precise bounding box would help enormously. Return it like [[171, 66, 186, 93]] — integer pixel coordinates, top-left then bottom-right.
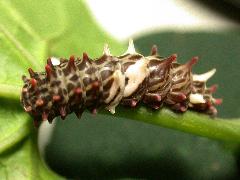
[[20, 43, 220, 126]]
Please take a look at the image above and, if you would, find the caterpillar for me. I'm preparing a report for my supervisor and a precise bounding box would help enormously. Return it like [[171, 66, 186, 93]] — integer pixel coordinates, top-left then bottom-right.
[[20, 40, 222, 126]]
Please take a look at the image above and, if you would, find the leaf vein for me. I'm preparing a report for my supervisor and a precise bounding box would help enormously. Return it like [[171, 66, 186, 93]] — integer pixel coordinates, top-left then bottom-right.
[[0, 24, 39, 69]]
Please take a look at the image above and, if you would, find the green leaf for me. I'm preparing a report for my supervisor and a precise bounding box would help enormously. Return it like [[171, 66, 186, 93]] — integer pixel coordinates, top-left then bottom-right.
[[0, 0, 240, 178], [0, 135, 62, 180], [0, 101, 30, 153], [0, 0, 124, 178], [0, 0, 68, 177]]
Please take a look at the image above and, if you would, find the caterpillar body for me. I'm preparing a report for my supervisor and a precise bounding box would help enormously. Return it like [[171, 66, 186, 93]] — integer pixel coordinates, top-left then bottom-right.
[[21, 40, 222, 126]]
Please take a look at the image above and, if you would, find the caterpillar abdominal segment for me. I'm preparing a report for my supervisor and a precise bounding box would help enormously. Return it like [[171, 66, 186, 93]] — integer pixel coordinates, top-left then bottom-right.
[[20, 39, 222, 126]]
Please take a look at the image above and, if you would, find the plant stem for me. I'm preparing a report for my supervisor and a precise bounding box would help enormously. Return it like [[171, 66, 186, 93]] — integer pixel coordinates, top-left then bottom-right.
[[1, 84, 240, 143], [0, 84, 21, 100], [104, 106, 240, 143]]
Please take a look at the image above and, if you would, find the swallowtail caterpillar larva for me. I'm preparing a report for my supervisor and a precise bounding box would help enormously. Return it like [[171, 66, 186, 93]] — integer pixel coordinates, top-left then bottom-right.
[[21, 39, 222, 126]]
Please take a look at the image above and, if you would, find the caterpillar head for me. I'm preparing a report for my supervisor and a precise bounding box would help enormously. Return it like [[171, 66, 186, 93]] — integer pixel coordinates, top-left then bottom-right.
[[21, 68, 55, 125]]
